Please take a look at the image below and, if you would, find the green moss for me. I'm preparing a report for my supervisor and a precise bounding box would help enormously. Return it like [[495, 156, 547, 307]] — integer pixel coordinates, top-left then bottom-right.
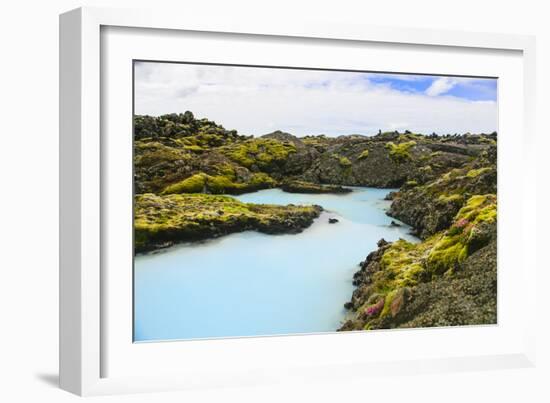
[[427, 194, 497, 274], [426, 233, 468, 275], [161, 173, 206, 194], [222, 138, 296, 169], [339, 156, 352, 167], [359, 195, 497, 318], [455, 194, 497, 223], [249, 172, 277, 187], [358, 149, 370, 160], [134, 193, 320, 251], [183, 144, 204, 152], [206, 175, 237, 193], [419, 165, 433, 173], [376, 239, 434, 292], [386, 140, 416, 162], [437, 193, 463, 204], [441, 168, 463, 182], [466, 167, 492, 178], [161, 170, 277, 195], [134, 141, 191, 166]]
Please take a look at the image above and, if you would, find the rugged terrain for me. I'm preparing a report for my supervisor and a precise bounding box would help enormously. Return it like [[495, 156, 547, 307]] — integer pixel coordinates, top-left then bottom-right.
[[134, 111, 495, 195], [339, 142, 497, 330], [134, 111, 497, 329], [134, 193, 321, 252]]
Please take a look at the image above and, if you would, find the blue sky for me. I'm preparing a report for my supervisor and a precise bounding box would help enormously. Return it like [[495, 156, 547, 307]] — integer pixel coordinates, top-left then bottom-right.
[[367, 74, 497, 101], [134, 62, 498, 136]]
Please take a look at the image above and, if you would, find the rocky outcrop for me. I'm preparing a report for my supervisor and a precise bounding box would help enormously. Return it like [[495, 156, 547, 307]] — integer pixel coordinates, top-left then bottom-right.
[[387, 150, 496, 238], [341, 238, 496, 330], [280, 180, 351, 194], [134, 193, 322, 252], [134, 114, 496, 194], [340, 194, 497, 331]]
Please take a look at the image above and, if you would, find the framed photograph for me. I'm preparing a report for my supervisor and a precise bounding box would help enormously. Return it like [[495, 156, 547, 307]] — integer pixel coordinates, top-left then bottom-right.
[[60, 7, 537, 396]]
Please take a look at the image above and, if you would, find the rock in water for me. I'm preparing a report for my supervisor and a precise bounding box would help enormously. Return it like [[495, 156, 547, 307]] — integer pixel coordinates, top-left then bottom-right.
[[328, 218, 339, 224], [377, 238, 388, 247]]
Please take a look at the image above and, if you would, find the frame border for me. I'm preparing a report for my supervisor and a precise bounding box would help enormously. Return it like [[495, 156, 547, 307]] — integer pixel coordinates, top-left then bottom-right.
[[59, 6, 537, 396]]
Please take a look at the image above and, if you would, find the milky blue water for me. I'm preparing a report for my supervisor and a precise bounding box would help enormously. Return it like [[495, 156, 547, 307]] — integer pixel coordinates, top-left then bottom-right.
[[134, 187, 418, 342]]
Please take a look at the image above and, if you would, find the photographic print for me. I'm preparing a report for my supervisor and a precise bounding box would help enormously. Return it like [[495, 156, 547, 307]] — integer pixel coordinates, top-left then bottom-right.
[[133, 62, 497, 342]]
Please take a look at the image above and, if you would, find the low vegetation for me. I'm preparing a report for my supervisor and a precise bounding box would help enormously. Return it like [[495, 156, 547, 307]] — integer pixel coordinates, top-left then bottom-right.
[[135, 193, 322, 252], [385, 140, 416, 162], [221, 138, 297, 170], [161, 172, 276, 195], [280, 180, 351, 194], [357, 149, 369, 160]]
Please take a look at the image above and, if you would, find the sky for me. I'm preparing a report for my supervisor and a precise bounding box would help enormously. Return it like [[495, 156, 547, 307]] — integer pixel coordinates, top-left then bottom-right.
[[134, 61, 498, 137]]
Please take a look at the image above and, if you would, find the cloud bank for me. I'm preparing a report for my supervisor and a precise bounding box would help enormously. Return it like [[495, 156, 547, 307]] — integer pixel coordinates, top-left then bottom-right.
[[134, 62, 497, 137]]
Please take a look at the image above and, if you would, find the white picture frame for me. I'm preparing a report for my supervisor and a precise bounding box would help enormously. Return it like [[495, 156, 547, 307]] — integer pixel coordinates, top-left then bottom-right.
[[59, 6, 537, 396]]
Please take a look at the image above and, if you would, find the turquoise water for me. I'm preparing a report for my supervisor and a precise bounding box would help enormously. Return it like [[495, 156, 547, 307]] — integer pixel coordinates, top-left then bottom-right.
[[134, 187, 418, 342]]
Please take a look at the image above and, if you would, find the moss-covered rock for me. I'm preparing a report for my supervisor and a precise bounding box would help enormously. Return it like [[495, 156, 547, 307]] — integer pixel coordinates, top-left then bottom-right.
[[221, 138, 297, 171], [358, 149, 369, 160], [161, 171, 276, 195], [135, 113, 495, 192], [385, 140, 416, 162], [340, 194, 496, 331], [387, 154, 497, 238], [280, 180, 352, 194], [134, 193, 322, 252]]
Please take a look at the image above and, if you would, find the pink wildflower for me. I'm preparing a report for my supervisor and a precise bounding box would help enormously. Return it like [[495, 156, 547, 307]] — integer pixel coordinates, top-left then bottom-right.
[[365, 298, 385, 317], [455, 218, 469, 228]]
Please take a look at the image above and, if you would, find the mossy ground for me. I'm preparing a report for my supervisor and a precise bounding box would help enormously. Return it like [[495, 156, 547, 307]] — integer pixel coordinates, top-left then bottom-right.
[[385, 140, 416, 162], [135, 193, 322, 252], [161, 171, 276, 195], [358, 149, 369, 160], [221, 138, 297, 170], [342, 193, 497, 330], [280, 180, 351, 194]]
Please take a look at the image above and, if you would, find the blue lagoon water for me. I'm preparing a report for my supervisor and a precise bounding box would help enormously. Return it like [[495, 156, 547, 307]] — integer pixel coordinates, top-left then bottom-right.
[[134, 187, 418, 342]]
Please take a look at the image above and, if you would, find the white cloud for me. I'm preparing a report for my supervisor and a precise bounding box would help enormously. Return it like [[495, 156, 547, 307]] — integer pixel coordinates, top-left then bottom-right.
[[134, 62, 497, 136], [425, 77, 458, 96]]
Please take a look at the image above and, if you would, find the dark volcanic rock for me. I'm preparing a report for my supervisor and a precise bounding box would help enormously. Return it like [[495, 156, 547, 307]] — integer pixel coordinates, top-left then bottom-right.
[[261, 130, 304, 147], [387, 161, 497, 239], [134, 194, 323, 253], [378, 240, 497, 329], [280, 180, 352, 194], [339, 212, 497, 331]]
